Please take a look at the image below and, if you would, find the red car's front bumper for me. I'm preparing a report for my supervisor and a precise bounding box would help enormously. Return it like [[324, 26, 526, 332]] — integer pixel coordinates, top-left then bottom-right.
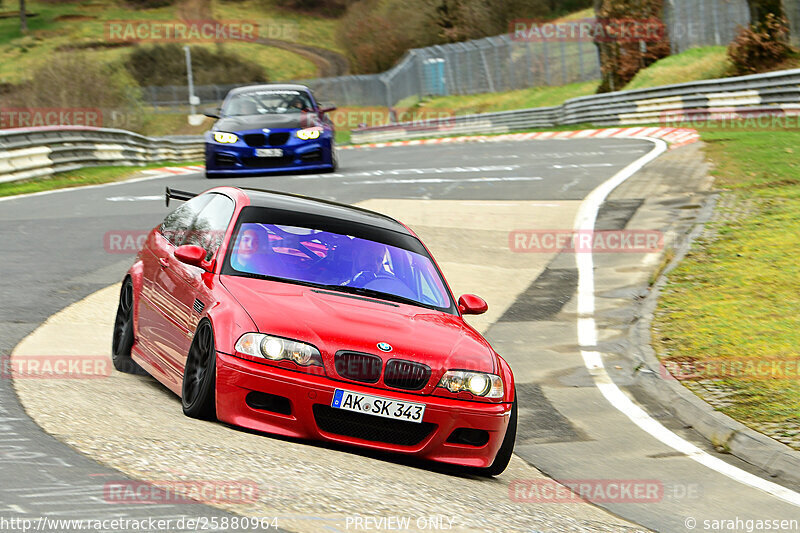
[[216, 352, 512, 468]]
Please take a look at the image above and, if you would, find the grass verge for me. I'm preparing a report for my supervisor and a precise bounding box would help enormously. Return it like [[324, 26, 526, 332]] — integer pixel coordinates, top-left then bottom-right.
[[624, 46, 733, 91], [653, 128, 800, 445], [0, 161, 202, 198], [399, 80, 599, 116]]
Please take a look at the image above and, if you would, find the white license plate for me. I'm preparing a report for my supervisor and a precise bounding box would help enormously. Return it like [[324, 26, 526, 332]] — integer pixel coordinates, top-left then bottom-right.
[[255, 148, 283, 157], [332, 389, 425, 423]]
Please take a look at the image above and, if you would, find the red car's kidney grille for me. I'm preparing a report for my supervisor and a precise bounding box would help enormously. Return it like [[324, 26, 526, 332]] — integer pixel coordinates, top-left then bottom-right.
[[383, 360, 431, 391], [334, 351, 382, 383], [313, 405, 436, 446]]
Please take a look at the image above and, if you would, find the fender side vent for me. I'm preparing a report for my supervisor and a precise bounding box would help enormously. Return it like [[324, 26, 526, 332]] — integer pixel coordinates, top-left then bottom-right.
[[193, 299, 205, 315]]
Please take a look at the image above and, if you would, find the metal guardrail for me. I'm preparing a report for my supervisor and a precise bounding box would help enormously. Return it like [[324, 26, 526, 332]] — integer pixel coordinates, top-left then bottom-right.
[[0, 127, 204, 183], [351, 68, 800, 143]]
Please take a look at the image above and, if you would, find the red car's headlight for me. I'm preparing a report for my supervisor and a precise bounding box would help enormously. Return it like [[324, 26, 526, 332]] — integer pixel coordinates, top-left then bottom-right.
[[438, 371, 504, 398], [235, 333, 323, 367]]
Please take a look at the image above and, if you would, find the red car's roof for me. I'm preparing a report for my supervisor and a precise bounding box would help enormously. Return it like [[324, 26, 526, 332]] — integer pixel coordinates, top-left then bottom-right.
[[235, 187, 413, 236]]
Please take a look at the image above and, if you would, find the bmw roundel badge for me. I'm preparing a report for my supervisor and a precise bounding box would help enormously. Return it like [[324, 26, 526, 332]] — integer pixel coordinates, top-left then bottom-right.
[[377, 342, 392, 352]]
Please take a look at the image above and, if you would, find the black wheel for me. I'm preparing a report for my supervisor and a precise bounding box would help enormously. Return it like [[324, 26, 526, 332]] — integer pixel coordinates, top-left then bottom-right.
[[323, 141, 338, 173], [481, 390, 517, 477], [182, 320, 217, 420], [111, 278, 147, 375]]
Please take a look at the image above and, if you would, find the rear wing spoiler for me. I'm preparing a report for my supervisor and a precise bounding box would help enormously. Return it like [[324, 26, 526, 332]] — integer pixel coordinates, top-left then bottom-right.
[[165, 187, 198, 207]]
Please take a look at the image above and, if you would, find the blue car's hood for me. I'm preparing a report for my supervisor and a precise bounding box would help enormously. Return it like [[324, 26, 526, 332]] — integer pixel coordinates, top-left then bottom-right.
[[214, 113, 319, 132]]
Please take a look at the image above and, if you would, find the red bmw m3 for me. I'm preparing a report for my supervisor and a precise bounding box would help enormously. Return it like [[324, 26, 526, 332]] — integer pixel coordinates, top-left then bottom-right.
[[113, 186, 517, 475]]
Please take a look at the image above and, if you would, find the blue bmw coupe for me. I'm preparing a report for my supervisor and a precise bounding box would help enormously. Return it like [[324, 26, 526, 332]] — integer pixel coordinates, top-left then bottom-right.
[[204, 84, 337, 178]]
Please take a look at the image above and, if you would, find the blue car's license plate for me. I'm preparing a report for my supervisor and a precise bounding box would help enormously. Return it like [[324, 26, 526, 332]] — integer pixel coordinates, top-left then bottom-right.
[[255, 148, 283, 157]]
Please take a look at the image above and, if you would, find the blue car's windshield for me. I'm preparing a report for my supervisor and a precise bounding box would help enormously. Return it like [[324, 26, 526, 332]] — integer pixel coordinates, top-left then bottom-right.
[[224, 220, 453, 311], [223, 89, 313, 116]]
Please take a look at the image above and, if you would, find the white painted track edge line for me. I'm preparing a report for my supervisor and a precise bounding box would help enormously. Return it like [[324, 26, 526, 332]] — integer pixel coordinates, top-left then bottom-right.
[[574, 137, 800, 507], [0, 171, 181, 203]]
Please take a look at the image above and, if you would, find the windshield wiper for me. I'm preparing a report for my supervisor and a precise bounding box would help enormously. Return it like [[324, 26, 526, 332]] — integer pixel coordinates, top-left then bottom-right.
[[228, 271, 445, 311], [316, 284, 438, 310]]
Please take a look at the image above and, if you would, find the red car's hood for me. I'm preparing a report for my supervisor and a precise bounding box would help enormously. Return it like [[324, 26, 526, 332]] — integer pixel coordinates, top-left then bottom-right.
[[220, 276, 497, 376]]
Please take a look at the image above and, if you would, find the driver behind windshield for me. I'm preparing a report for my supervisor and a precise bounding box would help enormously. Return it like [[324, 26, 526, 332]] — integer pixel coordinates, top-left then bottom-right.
[[342, 241, 389, 288], [231, 225, 288, 278], [287, 95, 309, 112]]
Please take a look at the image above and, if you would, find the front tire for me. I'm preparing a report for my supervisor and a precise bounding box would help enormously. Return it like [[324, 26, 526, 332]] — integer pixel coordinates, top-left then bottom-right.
[[111, 278, 147, 375], [182, 320, 217, 420], [323, 140, 338, 173], [481, 391, 517, 477]]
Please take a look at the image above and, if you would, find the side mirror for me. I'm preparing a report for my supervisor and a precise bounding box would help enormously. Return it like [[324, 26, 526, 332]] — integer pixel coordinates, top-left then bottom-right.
[[202, 107, 220, 119], [319, 105, 337, 114], [175, 245, 207, 267], [458, 294, 488, 316]]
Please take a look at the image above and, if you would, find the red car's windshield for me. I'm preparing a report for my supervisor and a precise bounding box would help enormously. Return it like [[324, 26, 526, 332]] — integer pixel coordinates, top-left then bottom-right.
[[224, 216, 454, 312]]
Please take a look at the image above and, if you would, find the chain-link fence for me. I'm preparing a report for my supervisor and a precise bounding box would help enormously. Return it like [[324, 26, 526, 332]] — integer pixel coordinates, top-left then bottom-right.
[[142, 31, 601, 110], [663, 0, 750, 54], [785, 0, 800, 45], [664, 0, 800, 51], [302, 34, 601, 107], [142, 84, 240, 111]]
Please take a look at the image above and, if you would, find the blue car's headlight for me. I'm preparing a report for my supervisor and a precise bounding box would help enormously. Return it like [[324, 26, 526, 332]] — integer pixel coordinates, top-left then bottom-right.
[[213, 132, 238, 144], [296, 127, 322, 140]]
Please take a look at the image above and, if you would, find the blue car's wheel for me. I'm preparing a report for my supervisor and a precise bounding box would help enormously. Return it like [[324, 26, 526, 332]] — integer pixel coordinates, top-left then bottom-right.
[[323, 141, 338, 173]]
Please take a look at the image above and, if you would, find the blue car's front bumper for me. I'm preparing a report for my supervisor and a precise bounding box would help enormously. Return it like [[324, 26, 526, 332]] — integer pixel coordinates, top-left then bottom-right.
[[205, 128, 335, 177]]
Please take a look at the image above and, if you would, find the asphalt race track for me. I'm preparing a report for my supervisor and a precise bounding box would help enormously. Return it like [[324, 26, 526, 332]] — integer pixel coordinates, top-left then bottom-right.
[[1, 139, 799, 532]]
